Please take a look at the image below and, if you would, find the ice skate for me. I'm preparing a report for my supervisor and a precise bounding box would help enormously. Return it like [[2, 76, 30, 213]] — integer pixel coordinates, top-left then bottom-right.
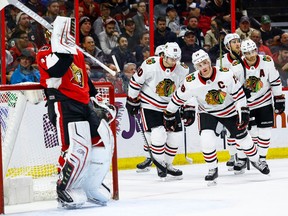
[[157, 167, 167, 179], [233, 158, 247, 175], [166, 164, 183, 180], [251, 159, 270, 175], [205, 168, 218, 186], [136, 157, 153, 173], [226, 155, 236, 171], [57, 187, 87, 209]]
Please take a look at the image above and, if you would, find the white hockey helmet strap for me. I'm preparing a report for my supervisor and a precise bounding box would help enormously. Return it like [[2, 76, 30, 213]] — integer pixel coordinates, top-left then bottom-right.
[[163, 42, 181, 61], [51, 16, 77, 54], [224, 33, 240, 49], [241, 39, 257, 53], [192, 49, 210, 66]]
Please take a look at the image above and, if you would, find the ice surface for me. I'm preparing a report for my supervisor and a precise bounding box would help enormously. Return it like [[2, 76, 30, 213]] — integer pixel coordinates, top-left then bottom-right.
[[5, 159, 288, 216]]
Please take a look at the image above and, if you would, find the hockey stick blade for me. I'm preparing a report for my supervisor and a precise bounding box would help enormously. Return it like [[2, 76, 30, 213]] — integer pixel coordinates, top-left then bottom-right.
[[134, 116, 167, 173], [3, 0, 116, 76]]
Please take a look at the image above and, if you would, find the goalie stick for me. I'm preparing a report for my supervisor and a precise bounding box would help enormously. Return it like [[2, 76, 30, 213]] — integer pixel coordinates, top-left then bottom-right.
[[0, 0, 116, 76], [134, 116, 167, 173]]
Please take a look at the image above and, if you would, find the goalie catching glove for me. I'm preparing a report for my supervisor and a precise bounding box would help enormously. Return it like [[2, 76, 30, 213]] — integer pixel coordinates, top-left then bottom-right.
[[90, 96, 116, 124], [237, 107, 250, 130], [274, 95, 285, 114], [163, 110, 177, 132], [180, 105, 196, 127], [125, 97, 140, 116]]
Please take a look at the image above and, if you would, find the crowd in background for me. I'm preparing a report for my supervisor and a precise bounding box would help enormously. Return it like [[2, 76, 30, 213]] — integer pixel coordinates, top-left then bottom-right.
[[2, 0, 288, 91]]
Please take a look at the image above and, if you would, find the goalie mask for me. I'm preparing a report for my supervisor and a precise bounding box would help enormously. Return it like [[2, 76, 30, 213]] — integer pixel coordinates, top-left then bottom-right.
[[51, 16, 77, 54]]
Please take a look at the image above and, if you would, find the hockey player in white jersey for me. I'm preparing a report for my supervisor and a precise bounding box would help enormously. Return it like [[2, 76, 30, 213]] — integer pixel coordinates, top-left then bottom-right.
[[126, 42, 190, 179], [163, 49, 270, 185], [216, 33, 242, 170], [231, 39, 285, 173], [135, 45, 165, 172]]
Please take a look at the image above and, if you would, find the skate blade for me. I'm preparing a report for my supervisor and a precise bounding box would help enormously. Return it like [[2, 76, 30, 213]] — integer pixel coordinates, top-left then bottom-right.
[[87, 198, 107, 206], [234, 170, 245, 175], [159, 175, 183, 182], [136, 167, 151, 173], [206, 180, 217, 186], [57, 200, 85, 209], [227, 166, 234, 171]]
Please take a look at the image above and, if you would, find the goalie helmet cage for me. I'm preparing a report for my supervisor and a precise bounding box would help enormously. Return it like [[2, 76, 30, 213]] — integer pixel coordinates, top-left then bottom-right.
[[0, 82, 119, 214]]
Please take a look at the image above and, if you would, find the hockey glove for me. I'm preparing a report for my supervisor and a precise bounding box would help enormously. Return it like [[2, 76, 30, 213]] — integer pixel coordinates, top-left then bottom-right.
[[163, 110, 177, 132], [243, 86, 252, 99], [274, 95, 285, 114], [125, 96, 141, 116], [91, 96, 117, 124], [180, 105, 196, 127], [237, 107, 250, 130]]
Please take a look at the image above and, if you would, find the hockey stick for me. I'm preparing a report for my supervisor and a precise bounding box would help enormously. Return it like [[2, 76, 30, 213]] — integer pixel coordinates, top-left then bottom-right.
[[183, 127, 193, 164], [134, 116, 167, 173], [0, 0, 116, 76]]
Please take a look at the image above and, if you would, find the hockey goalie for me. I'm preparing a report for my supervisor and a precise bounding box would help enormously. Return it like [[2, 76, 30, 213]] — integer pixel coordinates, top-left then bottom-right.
[[36, 16, 116, 208]]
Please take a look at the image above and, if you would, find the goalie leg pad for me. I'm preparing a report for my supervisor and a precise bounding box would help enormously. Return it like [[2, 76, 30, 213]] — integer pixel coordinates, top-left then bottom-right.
[[57, 188, 87, 209], [83, 120, 114, 204], [58, 121, 91, 191]]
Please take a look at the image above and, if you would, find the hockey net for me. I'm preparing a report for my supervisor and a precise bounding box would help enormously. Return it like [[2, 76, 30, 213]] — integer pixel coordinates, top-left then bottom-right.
[[0, 82, 118, 210]]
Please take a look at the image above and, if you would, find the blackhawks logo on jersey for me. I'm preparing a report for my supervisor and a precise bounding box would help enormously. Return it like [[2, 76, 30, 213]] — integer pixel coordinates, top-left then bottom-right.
[[146, 58, 156, 65], [70, 63, 84, 87], [180, 62, 189, 69], [245, 76, 263, 92], [263, 55, 271, 62], [186, 73, 195, 82], [205, 89, 227, 105], [156, 78, 176, 97]]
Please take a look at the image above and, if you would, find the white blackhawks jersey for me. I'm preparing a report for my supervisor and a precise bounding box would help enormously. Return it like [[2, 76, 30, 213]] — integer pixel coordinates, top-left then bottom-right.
[[166, 66, 247, 118], [128, 56, 189, 111], [216, 53, 240, 69], [231, 55, 283, 110]]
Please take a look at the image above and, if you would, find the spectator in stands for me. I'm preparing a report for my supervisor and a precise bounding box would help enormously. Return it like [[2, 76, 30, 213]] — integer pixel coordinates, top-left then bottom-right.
[[203, 0, 231, 29], [85, 61, 92, 77], [79, 6, 84, 19], [185, 16, 204, 47], [93, 2, 120, 38], [79, 0, 100, 23], [180, 30, 202, 70], [5, 36, 13, 67], [166, 6, 181, 36], [236, 16, 255, 40], [110, 35, 136, 71], [98, 18, 119, 55], [208, 31, 227, 65], [121, 18, 140, 52], [154, 16, 178, 48], [134, 31, 150, 67], [103, 63, 125, 94], [272, 45, 288, 87], [9, 30, 38, 65], [259, 15, 284, 47], [132, 1, 149, 36], [250, 29, 272, 56], [25, 0, 46, 16], [270, 32, 288, 54], [142, 46, 150, 60], [43, 0, 60, 23], [10, 49, 40, 84], [81, 36, 107, 81], [10, 12, 46, 49], [204, 17, 228, 51], [120, 62, 137, 93], [154, 0, 173, 21], [79, 16, 100, 49]]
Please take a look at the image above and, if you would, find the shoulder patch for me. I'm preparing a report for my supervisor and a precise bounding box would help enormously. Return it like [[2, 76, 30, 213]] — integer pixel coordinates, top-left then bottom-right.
[[220, 67, 229, 72], [232, 60, 240, 66], [186, 73, 195, 82], [180, 62, 189, 69], [145, 58, 156, 64], [263, 55, 272, 62]]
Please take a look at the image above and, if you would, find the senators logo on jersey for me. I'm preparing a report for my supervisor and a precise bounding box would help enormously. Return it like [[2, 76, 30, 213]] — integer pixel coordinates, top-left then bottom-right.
[[186, 73, 195, 82], [205, 89, 227, 105], [70, 63, 84, 87], [156, 79, 176, 97], [245, 76, 263, 92]]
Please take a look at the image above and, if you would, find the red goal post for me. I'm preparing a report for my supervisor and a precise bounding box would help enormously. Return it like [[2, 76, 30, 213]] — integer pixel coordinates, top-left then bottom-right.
[[0, 82, 119, 214]]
